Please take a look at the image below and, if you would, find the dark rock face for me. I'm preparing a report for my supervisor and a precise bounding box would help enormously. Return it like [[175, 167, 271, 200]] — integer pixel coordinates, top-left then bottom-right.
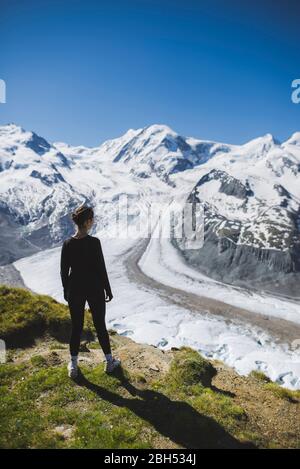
[[30, 168, 65, 186], [0, 191, 94, 265], [113, 139, 137, 163], [25, 132, 51, 156], [171, 158, 194, 173], [172, 224, 300, 297], [282, 157, 300, 175], [194, 169, 254, 199], [55, 151, 72, 169], [0, 209, 40, 265], [266, 157, 300, 177], [175, 171, 300, 298], [0, 159, 13, 172], [274, 184, 292, 199]]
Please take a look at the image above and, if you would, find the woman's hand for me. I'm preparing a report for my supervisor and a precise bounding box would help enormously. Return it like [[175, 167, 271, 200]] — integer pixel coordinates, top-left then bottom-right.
[[104, 289, 113, 302]]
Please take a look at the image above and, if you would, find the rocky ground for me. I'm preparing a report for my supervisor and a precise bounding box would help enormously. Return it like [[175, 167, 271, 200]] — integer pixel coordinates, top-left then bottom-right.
[[4, 332, 300, 449]]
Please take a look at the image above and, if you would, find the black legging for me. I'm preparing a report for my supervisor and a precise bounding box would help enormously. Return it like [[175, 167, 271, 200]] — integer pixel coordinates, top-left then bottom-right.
[[67, 288, 111, 356]]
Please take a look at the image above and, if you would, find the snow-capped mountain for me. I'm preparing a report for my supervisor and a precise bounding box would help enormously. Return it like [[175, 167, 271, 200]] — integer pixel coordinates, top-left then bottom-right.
[[173, 133, 300, 296], [0, 122, 299, 296], [0, 124, 89, 262], [54, 124, 233, 183]]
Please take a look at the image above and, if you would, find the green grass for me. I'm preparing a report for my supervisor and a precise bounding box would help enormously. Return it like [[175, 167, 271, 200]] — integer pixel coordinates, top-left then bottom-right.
[[30, 355, 48, 367], [0, 350, 253, 449], [49, 342, 68, 350], [156, 347, 248, 436], [0, 285, 95, 347], [0, 361, 153, 448], [264, 382, 300, 403], [166, 346, 217, 387], [0, 343, 298, 449], [249, 370, 271, 383]]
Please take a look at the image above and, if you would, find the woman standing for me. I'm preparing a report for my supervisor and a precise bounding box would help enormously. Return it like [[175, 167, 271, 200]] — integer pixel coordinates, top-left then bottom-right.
[[60, 205, 121, 378]]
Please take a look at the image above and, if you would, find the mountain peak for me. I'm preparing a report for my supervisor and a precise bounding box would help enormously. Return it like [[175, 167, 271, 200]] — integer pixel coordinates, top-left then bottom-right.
[[142, 123, 177, 136], [0, 123, 26, 136], [284, 132, 300, 146], [114, 124, 177, 146], [245, 133, 279, 146], [241, 133, 280, 158]]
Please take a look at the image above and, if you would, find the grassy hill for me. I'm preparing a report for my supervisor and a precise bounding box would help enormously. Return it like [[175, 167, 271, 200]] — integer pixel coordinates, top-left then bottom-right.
[[0, 285, 299, 449]]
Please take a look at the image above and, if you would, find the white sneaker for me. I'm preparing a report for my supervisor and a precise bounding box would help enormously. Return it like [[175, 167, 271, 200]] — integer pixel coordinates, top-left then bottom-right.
[[67, 360, 78, 379], [104, 357, 121, 374]]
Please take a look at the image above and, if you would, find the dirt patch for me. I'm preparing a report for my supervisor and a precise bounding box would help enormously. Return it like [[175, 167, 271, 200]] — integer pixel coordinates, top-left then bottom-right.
[[212, 361, 300, 447]]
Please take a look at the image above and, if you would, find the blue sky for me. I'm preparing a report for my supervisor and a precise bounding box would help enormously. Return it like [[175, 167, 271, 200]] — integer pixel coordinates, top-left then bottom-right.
[[0, 0, 299, 146]]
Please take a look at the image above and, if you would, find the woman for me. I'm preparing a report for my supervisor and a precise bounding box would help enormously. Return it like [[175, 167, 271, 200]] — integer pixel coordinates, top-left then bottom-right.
[[60, 204, 121, 378]]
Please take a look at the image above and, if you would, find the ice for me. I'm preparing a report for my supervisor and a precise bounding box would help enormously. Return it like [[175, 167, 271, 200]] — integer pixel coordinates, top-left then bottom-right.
[[14, 236, 300, 390]]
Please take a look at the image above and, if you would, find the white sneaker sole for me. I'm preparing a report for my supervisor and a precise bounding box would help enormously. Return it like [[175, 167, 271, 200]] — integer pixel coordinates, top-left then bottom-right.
[[67, 364, 78, 379]]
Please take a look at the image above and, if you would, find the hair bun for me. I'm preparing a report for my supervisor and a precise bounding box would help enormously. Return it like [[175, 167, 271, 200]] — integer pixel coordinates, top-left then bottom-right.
[[71, 205, 94, 227]]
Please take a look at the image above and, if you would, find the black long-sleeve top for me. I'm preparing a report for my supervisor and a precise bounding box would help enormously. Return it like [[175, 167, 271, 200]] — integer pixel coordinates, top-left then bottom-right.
[[60, 235, 112, 296]]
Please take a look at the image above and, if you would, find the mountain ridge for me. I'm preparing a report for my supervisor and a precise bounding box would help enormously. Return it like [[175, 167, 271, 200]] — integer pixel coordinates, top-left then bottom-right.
[[0, 122, 299, 296]]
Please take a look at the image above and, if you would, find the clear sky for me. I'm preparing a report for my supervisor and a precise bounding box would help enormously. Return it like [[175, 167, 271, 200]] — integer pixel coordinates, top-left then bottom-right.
[[0, 0, 299, 146]]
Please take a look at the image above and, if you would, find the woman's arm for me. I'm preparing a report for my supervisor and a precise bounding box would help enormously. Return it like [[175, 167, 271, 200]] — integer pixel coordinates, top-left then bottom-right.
[[96, 238, 113, 297], [60, 240, 70, 299]]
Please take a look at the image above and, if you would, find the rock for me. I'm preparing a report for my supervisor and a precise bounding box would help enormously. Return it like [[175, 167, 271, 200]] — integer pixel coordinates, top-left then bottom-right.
[[149, 364, 160, 372], [54, 425, 73, 440], [79, 341, 90, 352]]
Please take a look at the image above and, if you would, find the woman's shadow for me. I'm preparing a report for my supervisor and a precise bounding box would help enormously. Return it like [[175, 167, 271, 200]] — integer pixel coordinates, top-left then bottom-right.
[[75, 367, 255, 449]]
